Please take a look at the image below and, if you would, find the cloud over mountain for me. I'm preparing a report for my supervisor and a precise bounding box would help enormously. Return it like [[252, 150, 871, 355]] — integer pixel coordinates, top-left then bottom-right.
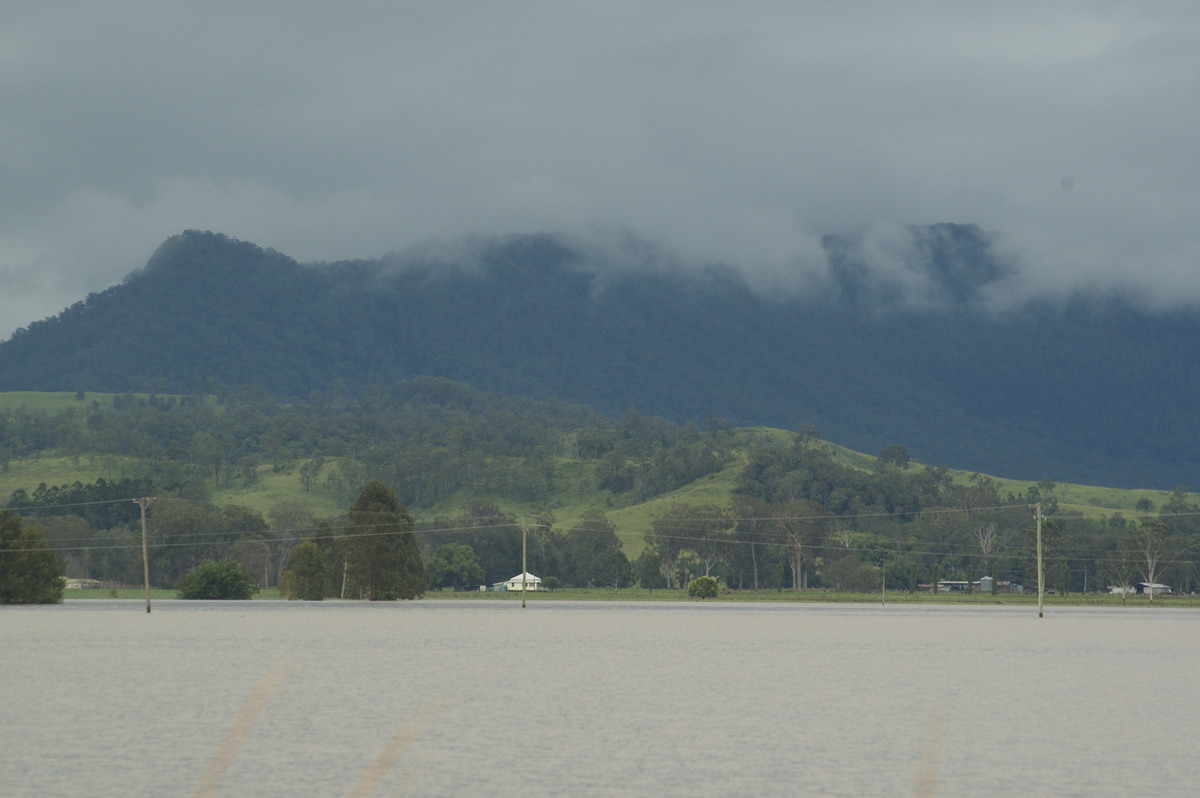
[[2, 2, 1198, 338]]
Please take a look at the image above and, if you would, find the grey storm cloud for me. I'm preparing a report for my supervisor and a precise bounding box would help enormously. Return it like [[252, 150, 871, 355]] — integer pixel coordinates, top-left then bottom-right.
[[2, 1, 1199, 337]]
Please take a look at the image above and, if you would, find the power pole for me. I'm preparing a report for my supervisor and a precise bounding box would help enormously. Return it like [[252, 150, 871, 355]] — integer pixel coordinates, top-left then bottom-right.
[[1035, 502, 1045, 618], [521, 517, 528, 609], [133, 497, 155, 613]]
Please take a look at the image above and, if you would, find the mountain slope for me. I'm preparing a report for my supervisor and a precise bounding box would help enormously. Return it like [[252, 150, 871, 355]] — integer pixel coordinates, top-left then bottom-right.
[[2, 228, 1199, 489]]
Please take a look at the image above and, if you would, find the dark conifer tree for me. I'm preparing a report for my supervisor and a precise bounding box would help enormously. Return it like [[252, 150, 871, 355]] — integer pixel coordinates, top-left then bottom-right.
[[343, 481, 426, 600]]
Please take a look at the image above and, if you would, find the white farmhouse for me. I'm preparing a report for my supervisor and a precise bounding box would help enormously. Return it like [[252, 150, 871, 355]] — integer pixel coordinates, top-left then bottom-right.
[[501, 572, 543, 591]]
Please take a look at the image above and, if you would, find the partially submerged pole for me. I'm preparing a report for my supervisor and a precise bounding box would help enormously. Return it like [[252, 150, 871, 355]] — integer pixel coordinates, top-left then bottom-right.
[[1036, 502, 1045, 619], [133, 497, 155, 613], [521, 518, 528, 609]]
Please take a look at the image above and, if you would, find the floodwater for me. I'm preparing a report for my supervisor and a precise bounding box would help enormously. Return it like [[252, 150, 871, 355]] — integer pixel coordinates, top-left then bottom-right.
[[1, 600, 1197, 797]]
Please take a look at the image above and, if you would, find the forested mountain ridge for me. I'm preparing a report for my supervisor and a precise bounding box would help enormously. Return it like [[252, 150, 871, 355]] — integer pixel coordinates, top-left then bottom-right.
[[2, 227, 1199, 489]]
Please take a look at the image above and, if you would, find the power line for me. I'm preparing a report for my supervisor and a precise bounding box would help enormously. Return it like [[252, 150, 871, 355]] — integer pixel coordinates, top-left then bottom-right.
[[7, 492, 1200, 577]]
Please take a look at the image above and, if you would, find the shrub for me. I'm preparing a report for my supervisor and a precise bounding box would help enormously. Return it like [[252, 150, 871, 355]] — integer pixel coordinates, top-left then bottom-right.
[[178, 559, 259, 600], [687, 575, 719, 599]]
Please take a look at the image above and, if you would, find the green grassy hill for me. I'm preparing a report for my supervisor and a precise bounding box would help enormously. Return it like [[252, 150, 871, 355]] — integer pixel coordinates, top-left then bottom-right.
[[0, 390, 222, 415], [0, 391, 97, 414], [0, 392, 1173, 556]]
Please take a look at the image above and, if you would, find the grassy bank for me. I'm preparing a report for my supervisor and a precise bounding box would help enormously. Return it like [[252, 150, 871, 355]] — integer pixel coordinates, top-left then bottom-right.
[[65, 587, 284, 600], [423, 588, 1200, 606], [63, 586, 1199, 607]]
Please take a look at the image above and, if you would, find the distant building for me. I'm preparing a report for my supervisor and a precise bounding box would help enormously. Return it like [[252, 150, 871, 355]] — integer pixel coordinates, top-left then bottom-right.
[[919, 579, 1021, 594], [497, 572, 543, 592]]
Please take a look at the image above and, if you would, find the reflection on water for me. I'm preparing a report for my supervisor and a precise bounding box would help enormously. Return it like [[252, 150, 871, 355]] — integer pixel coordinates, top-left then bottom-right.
[[2, 601, 1197, 797]]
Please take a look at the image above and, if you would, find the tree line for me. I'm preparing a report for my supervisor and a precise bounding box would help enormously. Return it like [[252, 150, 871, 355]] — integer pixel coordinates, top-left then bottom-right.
[[4, 383, 1199, 599], [696, 431, 1200, 595], [279, 443, 1198, 599], [1, 381, 732, 591]]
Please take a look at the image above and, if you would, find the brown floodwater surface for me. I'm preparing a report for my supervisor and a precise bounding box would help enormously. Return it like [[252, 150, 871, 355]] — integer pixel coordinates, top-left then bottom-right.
[[2, 600, 1196, 796]]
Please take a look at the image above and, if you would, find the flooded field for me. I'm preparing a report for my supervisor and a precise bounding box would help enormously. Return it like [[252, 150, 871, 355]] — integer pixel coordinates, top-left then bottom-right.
[[2, 600, 1197, 796]]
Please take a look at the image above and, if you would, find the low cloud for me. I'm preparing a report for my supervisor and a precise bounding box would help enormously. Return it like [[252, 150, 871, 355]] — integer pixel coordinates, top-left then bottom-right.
[[2, 2, 1198, 337]]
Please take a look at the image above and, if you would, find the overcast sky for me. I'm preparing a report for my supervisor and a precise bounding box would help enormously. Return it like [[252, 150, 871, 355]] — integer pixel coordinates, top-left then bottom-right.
[[2, 1, 1198, 338]]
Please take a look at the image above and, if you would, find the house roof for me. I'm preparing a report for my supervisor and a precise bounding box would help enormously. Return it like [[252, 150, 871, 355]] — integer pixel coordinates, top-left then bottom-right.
[[506, 572, 541, 582]]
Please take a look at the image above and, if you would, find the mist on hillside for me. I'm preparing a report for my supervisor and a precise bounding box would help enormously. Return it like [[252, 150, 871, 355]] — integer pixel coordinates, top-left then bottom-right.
[[3, 4, 1199, 340]]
